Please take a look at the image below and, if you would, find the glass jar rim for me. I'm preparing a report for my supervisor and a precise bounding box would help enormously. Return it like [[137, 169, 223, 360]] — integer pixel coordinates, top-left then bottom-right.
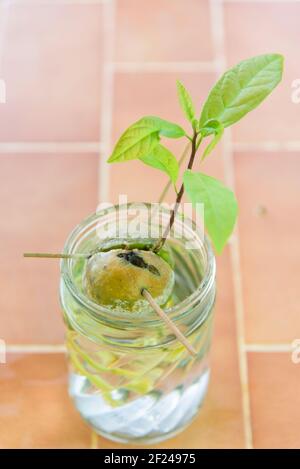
[[61, 204, 216, 328]]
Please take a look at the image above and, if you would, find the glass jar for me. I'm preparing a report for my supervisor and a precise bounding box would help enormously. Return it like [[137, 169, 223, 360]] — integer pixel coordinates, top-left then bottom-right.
[[60, 204, 216, 444]]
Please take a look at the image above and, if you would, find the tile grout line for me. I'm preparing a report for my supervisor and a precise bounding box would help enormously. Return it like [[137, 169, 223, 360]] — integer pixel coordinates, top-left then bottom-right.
[[223, 0, 300, 3], [6, 343, 293, 353], [233, 141, 300, 152], [6, 344, 66, 353], [113, 61, 218, 73], [98, 0, 116, 204], [10, 1, 300, 8], [209, 0, 253, 449], [91, 0, 116, 449], [244, 344, 293, 352], [1, 140, 300, 154], [8, 0, 112, 5], [225, 135, 254, 450], [10, 0, 300, 5], [0, 142, 103, 153]]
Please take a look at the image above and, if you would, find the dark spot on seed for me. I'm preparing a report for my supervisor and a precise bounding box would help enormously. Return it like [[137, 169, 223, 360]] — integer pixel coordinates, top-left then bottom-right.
[[117, 251, 160, 276], [117, 251, 147, 268], [147, 264, 160, 276]]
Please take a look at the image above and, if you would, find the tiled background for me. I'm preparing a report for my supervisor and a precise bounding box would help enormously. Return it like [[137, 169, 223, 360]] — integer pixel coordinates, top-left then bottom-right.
[[0, 0, 299, 449]]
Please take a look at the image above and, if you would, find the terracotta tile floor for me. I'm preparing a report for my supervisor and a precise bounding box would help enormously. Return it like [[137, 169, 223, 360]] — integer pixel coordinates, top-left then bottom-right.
[[234, 151, 300, 344], [0, 0, 299, 449], [0, 353, 90, 448], [115, 0, 213, 62], [0, 3, 104, 141], [224, 1, 300, 144], [0, 153, 98, 344], [248, 353, 300, 449]]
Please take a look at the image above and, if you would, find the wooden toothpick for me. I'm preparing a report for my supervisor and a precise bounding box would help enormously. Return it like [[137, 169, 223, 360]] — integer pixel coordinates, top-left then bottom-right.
[[141, 289, 197, 358], [23, 252, 87, 259]]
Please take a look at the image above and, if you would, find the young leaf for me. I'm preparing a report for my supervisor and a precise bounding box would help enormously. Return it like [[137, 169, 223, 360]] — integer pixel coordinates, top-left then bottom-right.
[[176, 80, 196, 124], [200, 119, 224, 160], [108, 116, 185, 163], [199, 53, 284, 130], [143, 116, 185, 138], [183, 170, 238, 253], [108, 120, 159, 163], [140, 144, 179, 184]]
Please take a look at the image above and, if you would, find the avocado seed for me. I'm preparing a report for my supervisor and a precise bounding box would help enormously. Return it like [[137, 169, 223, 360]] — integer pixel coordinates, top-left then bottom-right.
[[83, 249, 175, 313]]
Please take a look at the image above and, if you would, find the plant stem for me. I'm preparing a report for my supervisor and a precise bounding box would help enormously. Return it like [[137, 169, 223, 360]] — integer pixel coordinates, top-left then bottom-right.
[[157, 142, 190, 204], [153, 131, 201, 252]]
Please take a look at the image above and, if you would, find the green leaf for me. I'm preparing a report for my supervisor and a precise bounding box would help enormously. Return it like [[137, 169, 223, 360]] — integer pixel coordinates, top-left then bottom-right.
[[183, 170, 238, 253], [107, 120, 159, 163], [142, 116, 185, 138], [176, 80, 196, 124], [200, 119, 222, 137], [108, 116, 185, 163], [200, 119, 224, 160], [199, 53, 284, 129], [140, 144, 179, 184]]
